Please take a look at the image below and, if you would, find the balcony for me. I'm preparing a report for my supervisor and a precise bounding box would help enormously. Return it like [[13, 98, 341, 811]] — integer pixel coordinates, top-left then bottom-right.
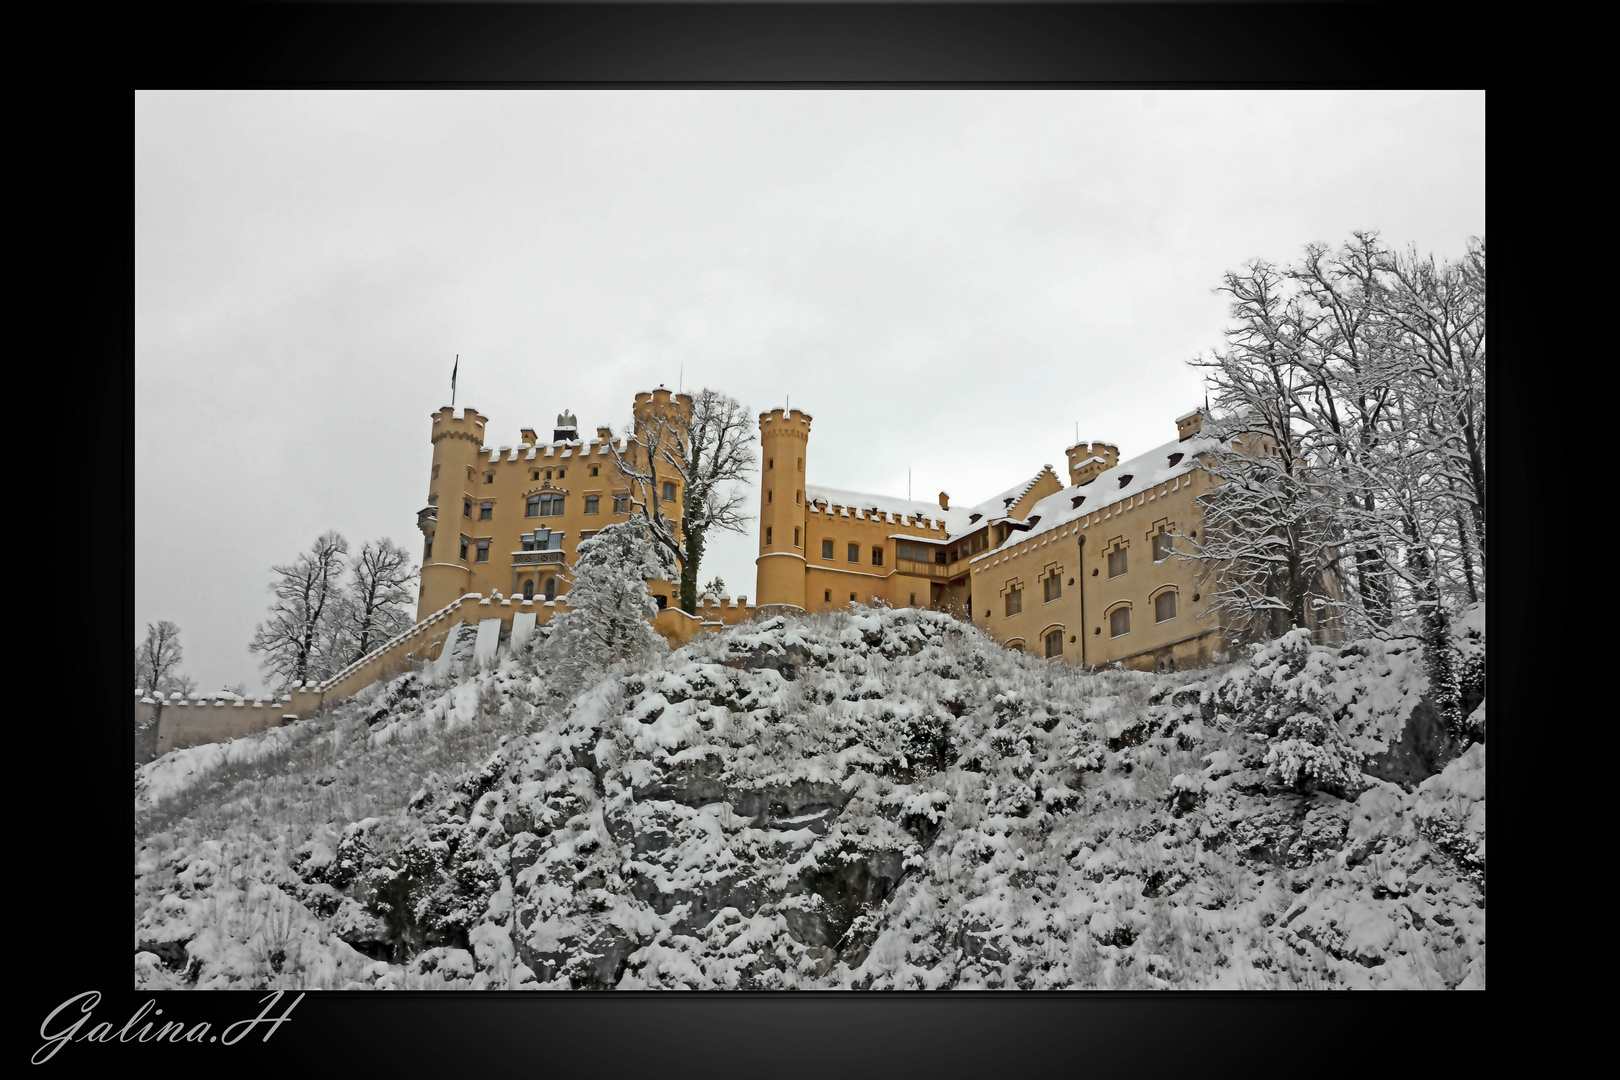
[[511, 549, 565, 566], [896, 556, 975, 580]]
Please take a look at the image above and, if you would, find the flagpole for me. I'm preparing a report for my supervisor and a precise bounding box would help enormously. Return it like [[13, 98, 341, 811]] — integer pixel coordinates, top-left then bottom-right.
[[452, 354, 459, 408]]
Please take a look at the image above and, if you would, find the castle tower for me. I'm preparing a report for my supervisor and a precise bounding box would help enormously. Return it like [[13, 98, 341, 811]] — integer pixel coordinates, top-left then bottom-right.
[[755, 407, 811, 612], [417, 405, 488, 619]]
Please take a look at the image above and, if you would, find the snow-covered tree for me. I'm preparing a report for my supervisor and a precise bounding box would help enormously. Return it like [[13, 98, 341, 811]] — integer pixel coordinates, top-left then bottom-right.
[[135, 619, 196, 695], [542, 517, 674, 687], [249, 531, 350, 691], [1189, 233, 1485, 734], [608, 387, 756, 614], [331, 538, 419, 665]]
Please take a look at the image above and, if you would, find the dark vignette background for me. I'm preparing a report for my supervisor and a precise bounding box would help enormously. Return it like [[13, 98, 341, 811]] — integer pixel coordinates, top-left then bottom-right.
[[30, 2, 1523, 1073]]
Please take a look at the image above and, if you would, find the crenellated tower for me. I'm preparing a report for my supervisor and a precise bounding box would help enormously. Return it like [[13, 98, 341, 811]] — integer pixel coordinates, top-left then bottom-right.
[[418, 405, 488, 619], [1064, 440, 1120, 487], [755, 407, 811, 611]]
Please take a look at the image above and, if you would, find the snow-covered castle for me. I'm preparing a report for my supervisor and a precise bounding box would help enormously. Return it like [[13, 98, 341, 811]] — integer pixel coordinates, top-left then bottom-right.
[[756, 406, 1231, 671]]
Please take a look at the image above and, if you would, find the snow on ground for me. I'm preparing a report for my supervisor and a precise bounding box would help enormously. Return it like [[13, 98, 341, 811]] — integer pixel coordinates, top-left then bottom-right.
[[135, 605, 1484, 989]]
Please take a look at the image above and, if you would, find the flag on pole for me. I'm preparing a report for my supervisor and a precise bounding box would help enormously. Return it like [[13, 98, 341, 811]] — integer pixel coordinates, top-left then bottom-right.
[[451, 354, 459, 406]]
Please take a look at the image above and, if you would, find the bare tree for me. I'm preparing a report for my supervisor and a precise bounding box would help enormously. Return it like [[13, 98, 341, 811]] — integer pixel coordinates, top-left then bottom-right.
[[332, 538, 419, 664], [607, 387, 756, 613], [135, 620, 196, 695], [249, 531, 350, 691]]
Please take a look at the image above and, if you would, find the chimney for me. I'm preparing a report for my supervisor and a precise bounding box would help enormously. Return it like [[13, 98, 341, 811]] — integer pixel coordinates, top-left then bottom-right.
[[520, 427, 538, 445], [596, 425, 614, 442], [938, 491, 950, 511]]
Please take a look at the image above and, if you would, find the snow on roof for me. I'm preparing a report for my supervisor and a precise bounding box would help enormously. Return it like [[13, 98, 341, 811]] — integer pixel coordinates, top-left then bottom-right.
[[1175, 407, 1204, 423], [806, 466, 1051, 538], [972, 433, 1221, 560]]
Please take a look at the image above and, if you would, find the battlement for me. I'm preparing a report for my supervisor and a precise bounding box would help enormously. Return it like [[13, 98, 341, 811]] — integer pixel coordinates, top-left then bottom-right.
[[634, 387, 693, 420], [431, 405, 488, 444], [1064, 440, 1120, 486], [759, 407, 812, 434]]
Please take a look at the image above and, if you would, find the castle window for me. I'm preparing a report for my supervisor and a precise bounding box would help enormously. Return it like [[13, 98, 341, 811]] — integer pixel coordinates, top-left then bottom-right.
[[558, 468, 565, 479], [424, 536, 433, 559], [1108, 547, 1127, 578], [475, 540, 490, 562], [479, 501, 493, 521], [767, 490, 773, 503], [545, 578, 557, 601], [527, 494, 563, 517], [653, 594, 668, 610], [910, 593, 916, 606], [1045, 629, 1064, 658], [464, 499, 472, 518], [794, 527, 801, 547], [822, 538, 834, 559], [872, 546, 883, 566], [825, 589, 832, 602], [663, 481, 676, 502], [1153, 527, 1174, 561], [432, 464, 440, 479], [768, 458, 774, 470], [766, 527, 773, 546], [485, 473, 494, 485], [1110, 606, 1131, 637], [848, 543, 860, 563], [614, 494, 629, 513], [532, 471, 539, 481], [1007, 641, 1024, 653], [523, 579, 534, 600], [850, 593, 857, 602], [585, 495, 600, 515], [1155, 590, 1178, 623], [546, 469, 552, 480], [590, 465, 599, 477], [797, 457, 803, 472], [796, 490, 802, 505], [459, 535, 470, 560], [1005, 586, 1023, 617], [1044, 574, 1062, 602]]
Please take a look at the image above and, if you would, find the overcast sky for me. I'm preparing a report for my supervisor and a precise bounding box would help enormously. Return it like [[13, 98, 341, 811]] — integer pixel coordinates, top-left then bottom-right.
[[136, 90, 1484, 695]]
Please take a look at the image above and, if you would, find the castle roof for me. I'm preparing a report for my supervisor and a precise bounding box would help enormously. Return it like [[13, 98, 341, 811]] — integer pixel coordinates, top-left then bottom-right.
[[805, 465, 1054, 539], [973, 433, 1223, 561]]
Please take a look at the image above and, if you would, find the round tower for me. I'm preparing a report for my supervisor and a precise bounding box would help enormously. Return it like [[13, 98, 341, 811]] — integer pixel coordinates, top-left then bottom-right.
[[417, 405, 488, 619], [755, 407, 811, 612]]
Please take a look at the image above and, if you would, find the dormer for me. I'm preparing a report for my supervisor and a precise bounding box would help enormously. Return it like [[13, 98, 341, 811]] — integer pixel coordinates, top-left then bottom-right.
[[1176, 408, 1204, 441]]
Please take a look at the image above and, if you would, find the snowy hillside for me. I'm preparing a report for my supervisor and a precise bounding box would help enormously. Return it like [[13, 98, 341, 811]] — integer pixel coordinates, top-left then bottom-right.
[[135, 605, 1485, 989]]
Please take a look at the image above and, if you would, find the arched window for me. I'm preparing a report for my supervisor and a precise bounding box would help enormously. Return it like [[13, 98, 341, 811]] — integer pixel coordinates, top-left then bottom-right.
[[544, 578, 557, 601], [1006, 640, 1025, 653], [1045, 629, 1064, 657], [1110, 606, 1131, 638], [1155, 590, 1178, 623], [522, 579, 535, 600]]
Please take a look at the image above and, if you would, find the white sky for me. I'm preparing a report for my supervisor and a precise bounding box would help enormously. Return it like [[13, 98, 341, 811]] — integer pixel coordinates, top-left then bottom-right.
[[136, 90, 1484, 695]]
